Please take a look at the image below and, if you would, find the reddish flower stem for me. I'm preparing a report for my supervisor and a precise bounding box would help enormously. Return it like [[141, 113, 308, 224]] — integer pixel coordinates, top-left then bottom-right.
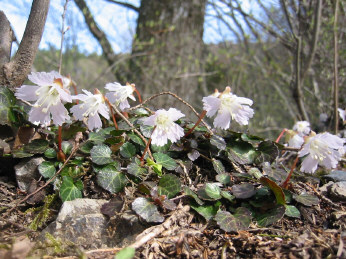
[[185, 110, 207, 137], [281, 155, 299, 189], [105, 98, 119, 130], [72, 81, 79, 104], [275, 128, 288, 143], [140, 126, 156, 165], [57, 125, 66, 162], [134, 88, 142, 103]]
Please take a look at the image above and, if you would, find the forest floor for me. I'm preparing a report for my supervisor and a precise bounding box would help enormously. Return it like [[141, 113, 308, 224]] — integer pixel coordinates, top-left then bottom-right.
[[0, 169, 345, 259]]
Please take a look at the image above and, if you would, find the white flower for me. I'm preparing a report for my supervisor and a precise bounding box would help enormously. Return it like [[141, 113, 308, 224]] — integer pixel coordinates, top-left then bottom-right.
[[202, 86, 254, 129], [287, 131, 305, 148], [142, 108, 185, 146], [293, 121, 310, 136], [105, 82, 136, 111], [15, 71, 72, 126], [70, 90, 109, 131], [338, 108, 345, 123], [298, 132, 345, 173]]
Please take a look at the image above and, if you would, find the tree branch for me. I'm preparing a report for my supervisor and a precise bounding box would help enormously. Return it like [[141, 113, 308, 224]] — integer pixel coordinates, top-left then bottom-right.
[[74, 0, 116, 66], [0, 0, 50, 89], [0, 11, 13, 66], [103, 0, 139, 12]]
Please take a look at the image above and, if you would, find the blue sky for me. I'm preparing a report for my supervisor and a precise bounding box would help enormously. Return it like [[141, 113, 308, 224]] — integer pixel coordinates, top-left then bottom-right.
[[0, 0, 258, 55]]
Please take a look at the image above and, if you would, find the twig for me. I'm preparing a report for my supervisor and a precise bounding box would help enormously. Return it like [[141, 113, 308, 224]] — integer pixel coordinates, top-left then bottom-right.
[[58, 0, 70, 74], [128, 91, 213, 135], [4, 142, 79, 215]]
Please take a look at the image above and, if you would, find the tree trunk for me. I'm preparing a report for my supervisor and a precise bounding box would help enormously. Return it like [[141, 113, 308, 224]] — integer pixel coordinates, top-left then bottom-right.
[[131, 0, 206, 110]]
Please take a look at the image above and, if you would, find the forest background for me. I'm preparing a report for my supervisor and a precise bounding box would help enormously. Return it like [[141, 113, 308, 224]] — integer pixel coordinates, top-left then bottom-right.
[[1, 0, 345, 139]]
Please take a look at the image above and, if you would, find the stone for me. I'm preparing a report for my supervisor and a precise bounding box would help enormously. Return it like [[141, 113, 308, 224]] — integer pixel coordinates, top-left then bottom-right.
[[323, 170, 346, 182], [319, 181, 333, 196], [330, 181, 346, 201], [40, 198, 147, 249], [14, 157, 45, 191]]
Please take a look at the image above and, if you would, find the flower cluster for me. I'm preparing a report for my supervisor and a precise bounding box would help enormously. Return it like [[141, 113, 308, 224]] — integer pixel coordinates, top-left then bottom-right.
[[285, 121, 311, 148]]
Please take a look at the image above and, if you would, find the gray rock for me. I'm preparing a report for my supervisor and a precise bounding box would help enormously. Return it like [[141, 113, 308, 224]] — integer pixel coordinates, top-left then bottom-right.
[[330, 181, 346, 201], [14, 157, 45, 191], [323, 170, 346, 182], [40, 198, 147, 249], [319, 181, 333, 196]]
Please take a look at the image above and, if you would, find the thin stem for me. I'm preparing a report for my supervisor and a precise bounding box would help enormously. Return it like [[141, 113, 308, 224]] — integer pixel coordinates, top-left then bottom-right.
[[57, 125, 66, 162], [333, 0, 340, 134], [105, 98, 119, 130], [281, 155, 299, 189], [140, 127, 155, 164], [71, 80, 79, 104], [275, 128, 288, 143], [185, 110, 207, 137], [128, 91, 213, 135], [134, 87, 142, 103]]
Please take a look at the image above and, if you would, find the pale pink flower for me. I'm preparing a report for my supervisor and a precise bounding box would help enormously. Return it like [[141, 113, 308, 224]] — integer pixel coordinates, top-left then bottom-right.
[[286, 130, 305, 148], [142, 108, 185, 146], [15, 71, 72, 126], [70, 90, 109, 131], [293, 121, 310, 136], [202, 87, 254, 129], [338, 108, 345, 123], [299, 132, 345, 173], [105, 82, 136, 111]]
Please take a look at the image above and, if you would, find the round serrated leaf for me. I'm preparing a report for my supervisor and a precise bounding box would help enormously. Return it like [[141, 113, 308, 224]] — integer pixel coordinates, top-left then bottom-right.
[[61, 141, 73, 155], [140, 124, 154, 138], [216, 173, 230, 185], [157, 174, 181, 199], [215, 207, 252, 232], [128, 133, 145, 146], [79, 140, 94, 154], [44, 148, 57, 159], [127, 162, 147, 177], [88, 131, 106, 143], [151, 141, 171, 153], [132, 197, 164, 223], [293, 193, 319, 206], [256, 205, 285, 227], [183, 186, 204, 205], [120, 142, 136, 158], [232, 183, 256, 199], [90, 144, 113, 165], [285, 205, 301, 218], [205, 183, 222, 199], [212, 159, 225, 174], [190, 200, 221, 221], [97, 165, 128, 193], [24, 139, 49, 154], [210, 135, 226, 150], [221, 191, 235, 202], [0, 87, 16, 125], [153, 152, 177, 170], [38, 161, 56, 179], [59, 176, 83, 202]]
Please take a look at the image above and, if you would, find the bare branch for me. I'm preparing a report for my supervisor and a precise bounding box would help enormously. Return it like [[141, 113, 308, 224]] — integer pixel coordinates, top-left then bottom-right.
[[0, 0, 50, 89], [0, 11, 13, 66], [103, 0, 139, 12], [74, 0, 116, 65]]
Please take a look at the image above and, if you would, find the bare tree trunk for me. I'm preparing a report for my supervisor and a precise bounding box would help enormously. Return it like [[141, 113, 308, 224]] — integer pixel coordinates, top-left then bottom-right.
[[0, 11, 14, 66], [131, 0, 207, 110], [0, 0, 50, 90]]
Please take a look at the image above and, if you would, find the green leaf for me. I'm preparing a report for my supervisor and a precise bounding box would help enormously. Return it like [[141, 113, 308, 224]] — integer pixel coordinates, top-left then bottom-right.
[[285, 205, 301, 218], [157, 174, 181, 199], [215, 207, 252, 232], [61, 124, 86, 140], [210, 135, 226, 150], [115, 247, 135, 259], [227, 139, 258, 165], [140, 124, 154, 138], [128, 133, 145, 146], [60, 165, 83, 178], [24, 139, 49, 154], [232, 183, 256, 199], [212, 159, 225, 174], [89, 131, 106, 144], [59, 176, 83, 202], [151, 141, 171, 153], [12, 148, 34, 158], [0, 87, 16, 125], [90, 144, 113, 165], [293, 193, 319, 206], [61, 141, 73, 155], [146, 158, 162, 176], [216, 173, 230, 185], [256, 205, 285, 227], [153, 152, 177, 170], [190, 200, 221, 221], [260, 177, 286, 205], [127, 162, 147, 177], [221, 191, 235, 202], [79, 140, 94, 154], [255, 141, 280, 164], [38, 161, 56, 179], [120, 142, 136, 158], [132, 197, 164, 223], [44, 148, 57, 159], [97, 165, 128, 193], [183, 186, 204, 205], [204, 183, 222, 199]]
